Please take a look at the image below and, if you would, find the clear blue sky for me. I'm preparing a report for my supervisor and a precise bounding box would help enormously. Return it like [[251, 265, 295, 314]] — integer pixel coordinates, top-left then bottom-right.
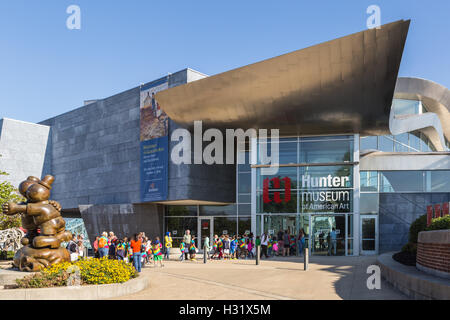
[[1, 0, 449, 123]]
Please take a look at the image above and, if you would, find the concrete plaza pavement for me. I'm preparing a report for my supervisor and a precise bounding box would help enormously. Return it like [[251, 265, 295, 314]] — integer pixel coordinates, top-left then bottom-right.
[[115, 255, 408, 300]]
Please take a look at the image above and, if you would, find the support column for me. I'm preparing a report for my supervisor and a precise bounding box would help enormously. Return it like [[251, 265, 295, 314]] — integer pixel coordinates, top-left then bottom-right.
[[353, 134, 360, 256]]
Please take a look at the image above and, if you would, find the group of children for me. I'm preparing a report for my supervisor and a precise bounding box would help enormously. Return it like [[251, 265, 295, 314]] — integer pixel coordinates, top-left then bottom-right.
[[268, 235, 299, 257], [210, 234, 255, 260], [105, 235, 166, 267], [179, 233, 300, 261], [179, 233, 259, 261], [103, 231, 301, 268], [179, 236, 199, 261]]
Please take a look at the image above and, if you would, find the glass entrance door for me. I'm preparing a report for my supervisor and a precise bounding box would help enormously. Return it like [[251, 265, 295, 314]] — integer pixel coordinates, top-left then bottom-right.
[[198, 217, 213, 250], [360, 215, 378, 255], [263, 215, 297, 237], [260, 214, 309, 256], [310, 215, 346, 256]]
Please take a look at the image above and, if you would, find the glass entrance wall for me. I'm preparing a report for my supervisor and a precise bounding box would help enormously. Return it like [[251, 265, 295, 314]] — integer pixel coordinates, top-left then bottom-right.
[[165, 148, 252, 248], [254, 135, 357, 256]]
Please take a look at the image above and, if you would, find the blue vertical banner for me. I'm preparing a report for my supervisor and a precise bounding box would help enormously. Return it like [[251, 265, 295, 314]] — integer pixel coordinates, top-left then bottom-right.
[[140, 136, 168, 202], [140, 79, 169, 202]]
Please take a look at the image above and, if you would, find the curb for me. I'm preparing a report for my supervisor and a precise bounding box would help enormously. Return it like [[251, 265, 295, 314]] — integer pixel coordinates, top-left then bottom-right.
[[377, 252, 450, 300], [0, 274, 149, 300]]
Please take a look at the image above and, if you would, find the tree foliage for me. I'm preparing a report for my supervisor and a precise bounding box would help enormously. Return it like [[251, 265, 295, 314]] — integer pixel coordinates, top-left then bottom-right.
[[408, 214, 428, 244], [0, 160, 24, 230]]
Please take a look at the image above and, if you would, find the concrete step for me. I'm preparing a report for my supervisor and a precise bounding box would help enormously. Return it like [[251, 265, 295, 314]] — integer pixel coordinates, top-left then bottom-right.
[[0, 262, 13, 270], [0, 269, 31, 286]]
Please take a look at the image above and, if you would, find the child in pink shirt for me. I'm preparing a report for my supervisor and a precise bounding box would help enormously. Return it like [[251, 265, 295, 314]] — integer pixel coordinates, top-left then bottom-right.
[[272, 242, 279, 256]]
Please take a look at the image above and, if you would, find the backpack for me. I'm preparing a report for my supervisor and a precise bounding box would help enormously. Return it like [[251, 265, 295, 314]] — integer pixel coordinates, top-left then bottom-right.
[[67, 241, 78, 253], [99, 237, 107, 248]]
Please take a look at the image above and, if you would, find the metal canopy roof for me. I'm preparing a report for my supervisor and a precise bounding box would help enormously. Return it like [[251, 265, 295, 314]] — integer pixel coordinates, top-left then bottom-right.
[[156, 20, 410, 136]]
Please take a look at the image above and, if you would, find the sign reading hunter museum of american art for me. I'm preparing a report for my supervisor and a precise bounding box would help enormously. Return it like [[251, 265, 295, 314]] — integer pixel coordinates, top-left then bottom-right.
[[261, 171, 352, 213], [140, 79, 169, 202], [301, 174, 351, 211]]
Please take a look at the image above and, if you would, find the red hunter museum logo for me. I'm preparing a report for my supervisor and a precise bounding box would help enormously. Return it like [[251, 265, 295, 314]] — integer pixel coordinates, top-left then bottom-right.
[[263, 177, 291, 204]]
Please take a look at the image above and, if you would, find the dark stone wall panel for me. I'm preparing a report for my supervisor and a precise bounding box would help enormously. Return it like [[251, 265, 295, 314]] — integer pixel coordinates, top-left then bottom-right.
[[79, 203, 164, 245], [379, 193, 450, 253]]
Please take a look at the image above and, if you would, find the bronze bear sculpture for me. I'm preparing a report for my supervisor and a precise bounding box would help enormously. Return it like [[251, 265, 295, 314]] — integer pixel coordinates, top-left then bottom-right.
[[1, 175, 72, 272]]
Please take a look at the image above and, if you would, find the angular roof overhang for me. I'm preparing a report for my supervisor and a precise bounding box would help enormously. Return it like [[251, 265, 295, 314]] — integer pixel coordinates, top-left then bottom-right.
[[156, 20, 410, 136]]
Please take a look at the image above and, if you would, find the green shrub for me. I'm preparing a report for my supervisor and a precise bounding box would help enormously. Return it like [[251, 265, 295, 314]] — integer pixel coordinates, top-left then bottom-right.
[[408, 214, 428, 244], [401, 242, 417, 254], [16, 271, 69, 288], [0, 251, 15, 260], [426, 215, 450, 231]]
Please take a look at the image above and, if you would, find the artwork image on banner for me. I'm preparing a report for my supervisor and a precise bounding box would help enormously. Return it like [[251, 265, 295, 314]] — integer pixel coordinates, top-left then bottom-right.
[[140, 79, 169, 141], [140, 79, 170, 202]]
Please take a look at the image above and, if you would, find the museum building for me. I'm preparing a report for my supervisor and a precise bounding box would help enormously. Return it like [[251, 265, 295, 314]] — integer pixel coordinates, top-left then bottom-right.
[[1, 20, 450, 255]]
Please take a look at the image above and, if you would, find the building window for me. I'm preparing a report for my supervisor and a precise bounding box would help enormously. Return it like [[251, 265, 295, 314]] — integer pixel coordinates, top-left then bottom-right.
[[213, 217, 237, 237], [360, 193, 379, 214], [165, 217, 198, 247], [380, 171, 426, 192], [257, 191, 298, 214], [392, 99, 422, 116], [360, 136, 377, 151], [199, 205, 236, 216], [408, 132, 422, 152], [360, 171, 378, 192], [361, 170, 450, 194], [256, 166, 297, 190], [166, 206, 198, 216], [299, 138, 353, 163], [430, 171, 450, 192], [378, 135, 394, 152], [258, 138, 298, 165], [238, 217, 251, 236]]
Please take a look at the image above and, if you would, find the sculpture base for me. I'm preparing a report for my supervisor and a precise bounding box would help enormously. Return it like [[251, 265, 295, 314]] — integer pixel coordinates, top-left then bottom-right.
[[13, 246, 70, 272]]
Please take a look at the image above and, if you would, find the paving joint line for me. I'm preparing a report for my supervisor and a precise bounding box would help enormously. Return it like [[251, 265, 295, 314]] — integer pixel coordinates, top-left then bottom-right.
[[151, 270, 294, 300]]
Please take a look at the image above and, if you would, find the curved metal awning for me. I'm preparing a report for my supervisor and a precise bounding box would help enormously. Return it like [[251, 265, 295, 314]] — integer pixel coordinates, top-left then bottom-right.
[[156, 20, 410, 136], [393, 77, 450, 151]]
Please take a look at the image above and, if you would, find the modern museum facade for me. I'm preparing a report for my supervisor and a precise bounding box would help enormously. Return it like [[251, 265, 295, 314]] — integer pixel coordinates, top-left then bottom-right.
[[1, 20, 449, 256]]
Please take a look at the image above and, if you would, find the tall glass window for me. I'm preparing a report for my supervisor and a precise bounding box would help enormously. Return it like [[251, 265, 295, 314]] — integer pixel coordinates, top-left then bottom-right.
[[255, 135, 356, 256]]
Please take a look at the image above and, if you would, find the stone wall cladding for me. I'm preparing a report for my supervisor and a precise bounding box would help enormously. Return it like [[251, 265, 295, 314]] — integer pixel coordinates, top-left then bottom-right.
[[0, 118, 50, 188], [79, 203, 164, 242], [39, 87, 141, 209], [379, 193, 450, 253], [36, 68, 235, 209]]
